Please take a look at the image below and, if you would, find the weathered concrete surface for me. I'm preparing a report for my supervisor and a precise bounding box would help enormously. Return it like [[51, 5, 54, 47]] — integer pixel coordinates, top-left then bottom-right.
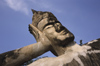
[[28, 38, 100, 66], [0, 42, 50, 66]]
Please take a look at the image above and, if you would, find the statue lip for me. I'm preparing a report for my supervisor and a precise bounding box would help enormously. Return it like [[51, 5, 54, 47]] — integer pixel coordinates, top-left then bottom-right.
[[60, 29, 68, 35]]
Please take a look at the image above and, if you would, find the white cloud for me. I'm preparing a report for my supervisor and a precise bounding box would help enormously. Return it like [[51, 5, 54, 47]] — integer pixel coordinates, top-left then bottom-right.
[[4, 0, 62, 15], [5, 0, 29, 15], [30, 0, 62, 13]]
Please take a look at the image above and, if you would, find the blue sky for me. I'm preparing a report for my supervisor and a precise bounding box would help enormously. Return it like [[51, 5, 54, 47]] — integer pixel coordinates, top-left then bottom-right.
[[0, 0, 100, 57]]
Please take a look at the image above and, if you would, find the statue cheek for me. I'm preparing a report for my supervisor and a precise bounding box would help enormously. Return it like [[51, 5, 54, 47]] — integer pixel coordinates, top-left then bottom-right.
[[45, 28, 55, 34], [43, 30, 53, 37]]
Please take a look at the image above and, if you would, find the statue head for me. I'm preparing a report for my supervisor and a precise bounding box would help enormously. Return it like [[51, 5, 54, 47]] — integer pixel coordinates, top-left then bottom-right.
[[31, 9, 75, 46]]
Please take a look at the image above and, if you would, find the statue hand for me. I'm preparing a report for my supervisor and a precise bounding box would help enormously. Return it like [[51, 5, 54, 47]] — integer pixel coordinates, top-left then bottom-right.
[[29, 24, 51, 46]]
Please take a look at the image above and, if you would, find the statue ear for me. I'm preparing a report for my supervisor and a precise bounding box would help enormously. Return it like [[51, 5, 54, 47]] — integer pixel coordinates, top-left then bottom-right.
[[31, 9, 37, 14], [29, 24, 43, 42]]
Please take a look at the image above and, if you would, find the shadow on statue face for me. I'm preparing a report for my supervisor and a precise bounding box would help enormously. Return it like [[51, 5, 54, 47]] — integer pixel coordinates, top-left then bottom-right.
[[31, 9, 74, 46]]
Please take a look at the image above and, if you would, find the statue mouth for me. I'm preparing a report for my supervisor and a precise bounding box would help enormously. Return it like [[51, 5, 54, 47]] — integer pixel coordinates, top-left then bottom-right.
[[60, 29, 68, 35]]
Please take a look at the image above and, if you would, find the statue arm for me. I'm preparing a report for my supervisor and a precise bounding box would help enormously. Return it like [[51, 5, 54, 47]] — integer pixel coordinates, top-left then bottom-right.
[[0, 42, 50, 66], [0, 24, 52, 66]]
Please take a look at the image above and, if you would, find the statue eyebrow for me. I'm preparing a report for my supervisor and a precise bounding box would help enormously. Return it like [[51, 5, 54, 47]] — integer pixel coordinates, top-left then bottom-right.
[[43, 21, 61, 29], [43, 22, 54, 29]]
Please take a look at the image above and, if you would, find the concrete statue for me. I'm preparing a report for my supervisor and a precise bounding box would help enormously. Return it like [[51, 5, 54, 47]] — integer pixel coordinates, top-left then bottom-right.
[[28, 9, 100, 66], [29, 9, 75, 56], [0, 9, 100, 66]]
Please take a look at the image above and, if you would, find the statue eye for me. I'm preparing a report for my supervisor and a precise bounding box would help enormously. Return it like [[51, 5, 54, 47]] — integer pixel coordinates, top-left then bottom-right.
[[45, 25, 53, 29]]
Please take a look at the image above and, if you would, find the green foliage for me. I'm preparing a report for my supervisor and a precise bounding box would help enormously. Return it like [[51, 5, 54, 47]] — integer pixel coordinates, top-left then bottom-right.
[[21, 60, 33, 66], [79, 40, 83, 46]]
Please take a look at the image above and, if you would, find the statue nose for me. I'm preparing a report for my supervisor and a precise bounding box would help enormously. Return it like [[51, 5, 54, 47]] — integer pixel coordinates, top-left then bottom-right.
[[54, 24, 64, 32]]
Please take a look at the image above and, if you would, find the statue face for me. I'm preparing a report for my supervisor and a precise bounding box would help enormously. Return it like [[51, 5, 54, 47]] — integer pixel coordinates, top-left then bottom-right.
[[37, 14, 74, 45], [42, 20, 74, 45], [31, 9, 74, 45]]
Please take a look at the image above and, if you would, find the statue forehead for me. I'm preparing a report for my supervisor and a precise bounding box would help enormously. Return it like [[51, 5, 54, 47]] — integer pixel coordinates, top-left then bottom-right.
[[32, 11, 47, 27], [37, 18, 48, 31], [38, 18, 57, 31]]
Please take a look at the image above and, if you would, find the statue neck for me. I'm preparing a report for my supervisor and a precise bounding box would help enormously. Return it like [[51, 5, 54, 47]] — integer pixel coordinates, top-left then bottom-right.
[[65, 42, 82, 53], [51, 41, 80, 56]]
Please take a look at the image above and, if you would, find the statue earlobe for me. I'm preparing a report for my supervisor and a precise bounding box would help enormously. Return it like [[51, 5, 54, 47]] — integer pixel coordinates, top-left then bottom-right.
[[31, 9, 37, 14]]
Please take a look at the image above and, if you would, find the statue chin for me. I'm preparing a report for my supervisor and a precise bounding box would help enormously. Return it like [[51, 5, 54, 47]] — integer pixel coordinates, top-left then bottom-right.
[[56, 33, 75, 46], [57, 33, 74, 40], [57, 35, 68, 41]]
